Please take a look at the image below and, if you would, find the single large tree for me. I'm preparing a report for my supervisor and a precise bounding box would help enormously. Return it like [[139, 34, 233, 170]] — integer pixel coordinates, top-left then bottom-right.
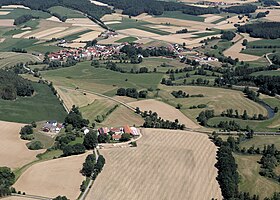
[[83, 130, 98, 150]]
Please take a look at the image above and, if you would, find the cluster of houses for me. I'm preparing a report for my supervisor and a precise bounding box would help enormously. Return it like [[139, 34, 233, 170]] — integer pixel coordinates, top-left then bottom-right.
[[42, 120, 63, 133], [97, 125, 140, 141], [48, 44, 125, 61], [48, 40, 185, 62]]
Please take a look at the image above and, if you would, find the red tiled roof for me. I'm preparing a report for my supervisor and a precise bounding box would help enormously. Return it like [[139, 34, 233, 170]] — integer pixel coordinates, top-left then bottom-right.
[[123, 125, 131, 134], [112, 134, 121, 140]]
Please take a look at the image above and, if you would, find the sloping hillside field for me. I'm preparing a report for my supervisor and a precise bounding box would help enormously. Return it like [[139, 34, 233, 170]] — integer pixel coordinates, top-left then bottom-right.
[[0, 121, 44, 169], [87, 128, 222, 200]]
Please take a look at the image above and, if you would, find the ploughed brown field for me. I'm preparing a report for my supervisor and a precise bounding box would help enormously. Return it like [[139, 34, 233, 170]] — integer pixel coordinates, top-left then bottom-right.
[[86, 128, 222, 200]]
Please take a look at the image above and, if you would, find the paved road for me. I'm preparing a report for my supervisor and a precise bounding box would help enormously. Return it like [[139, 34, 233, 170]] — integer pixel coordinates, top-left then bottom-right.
[[78, 148, 99, 200]]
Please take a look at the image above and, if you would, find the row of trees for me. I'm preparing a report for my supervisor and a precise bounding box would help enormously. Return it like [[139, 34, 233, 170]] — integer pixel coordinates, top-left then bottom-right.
[[116, 88, 148, 99], [139, 110, 185, 129], [80, 153, 105, 192], [221, 108, 267, 121]]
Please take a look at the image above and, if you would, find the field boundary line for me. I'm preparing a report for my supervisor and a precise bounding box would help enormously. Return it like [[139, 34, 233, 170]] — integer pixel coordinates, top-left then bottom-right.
[[10, 193, 52, 200], [61, 86, 136, 111]]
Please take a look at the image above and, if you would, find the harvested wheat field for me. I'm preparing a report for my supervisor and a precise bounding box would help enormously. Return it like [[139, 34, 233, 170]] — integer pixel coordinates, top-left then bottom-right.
[[143, 16, 212, 31], [256, 9, 280, 22], [56, 86, 101, 110], [128, 99, 200, 129], [26, 27, 68, 39], [14, 152, 90, 199], [224, 33, 261, 61], [0, 121, 44, 169], [87, 128, 222, 200], [1, 5, 30, 9], [101, 13, 123, 22], [61, 42, 86, 48], [74, 30, 101, 42], [13, 30, 32, 38], [119, 28, 160, 38], [0, 19, 14, 27], [43, 27, 88, 40], [102, 105, 144, 127], [0, 11, 10, 15]]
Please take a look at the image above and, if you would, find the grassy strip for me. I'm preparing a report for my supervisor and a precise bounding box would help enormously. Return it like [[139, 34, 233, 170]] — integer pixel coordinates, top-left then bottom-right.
[[13, 149, 63, 181]]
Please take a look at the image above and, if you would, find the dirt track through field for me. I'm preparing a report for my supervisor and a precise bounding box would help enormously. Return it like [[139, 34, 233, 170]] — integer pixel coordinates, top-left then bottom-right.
[[0, 121, 44, 169], [87, 128, 222, 200], [128, 99, 200, 129], [14, 152, 90, 200], [224, 33, 261, 61]]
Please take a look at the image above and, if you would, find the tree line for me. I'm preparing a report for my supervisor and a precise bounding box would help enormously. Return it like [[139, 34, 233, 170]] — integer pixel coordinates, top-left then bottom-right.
[[0, 0, 112, 20], [98, 0, 219, 16], [136, 109, 186, 130], [238, 22, 280, 39], [222, 4, 257, 14], [116, 88, 148, 99]]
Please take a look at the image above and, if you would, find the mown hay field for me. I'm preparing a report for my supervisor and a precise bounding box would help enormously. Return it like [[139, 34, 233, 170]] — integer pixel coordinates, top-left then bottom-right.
[[41, 61, 163, 94], [80, 99, 118, 123], [0, 82, 67, 123], [0, 52, 41, 68], [56, 86, 101, 111], [235, 154, 280, 199], [101, 105, 144, 127], [207, 95, 280, 132], [87, 128, 222, 200], [14, 152, 90, 199], [0, 121, 44, 169], [158, 85, 268, 124]]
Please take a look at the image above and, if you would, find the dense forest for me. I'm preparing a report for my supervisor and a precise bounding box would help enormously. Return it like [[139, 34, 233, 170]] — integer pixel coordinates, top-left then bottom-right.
[[0, 70, 34, 100], [238, 22, 280, 39], [0, 0, 112, 19], [222, 4, 257, 14], [98, 0, 219, 16]]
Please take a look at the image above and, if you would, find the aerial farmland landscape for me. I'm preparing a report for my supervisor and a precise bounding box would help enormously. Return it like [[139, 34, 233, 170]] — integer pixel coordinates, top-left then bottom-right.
[[0, 0, 280, 199]]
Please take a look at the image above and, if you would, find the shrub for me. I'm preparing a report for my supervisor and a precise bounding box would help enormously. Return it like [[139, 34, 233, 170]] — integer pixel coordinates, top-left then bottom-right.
[[27, 141, 44, 150]]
